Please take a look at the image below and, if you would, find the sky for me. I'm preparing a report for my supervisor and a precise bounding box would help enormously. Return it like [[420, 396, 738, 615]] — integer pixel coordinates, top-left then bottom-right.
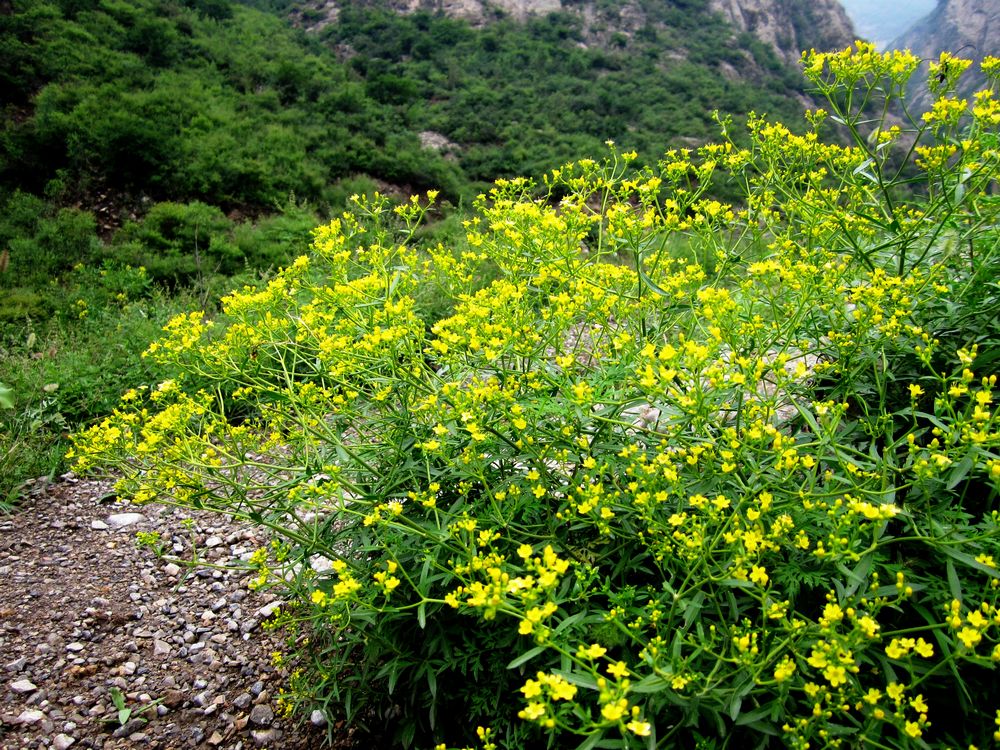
[[839, 0, 939, 48]]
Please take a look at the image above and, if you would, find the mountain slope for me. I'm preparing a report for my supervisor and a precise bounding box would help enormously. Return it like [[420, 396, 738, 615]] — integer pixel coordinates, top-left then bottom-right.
[[301, 0, 862, 183], [3, 0, 847, 219], [296, 0, 857, 68], [709, 0, 855, 65], [891, 0, 999, 108]]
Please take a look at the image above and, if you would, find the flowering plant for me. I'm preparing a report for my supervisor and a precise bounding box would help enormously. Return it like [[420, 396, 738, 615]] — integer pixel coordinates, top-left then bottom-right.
[[72, 45, 1000, 749]]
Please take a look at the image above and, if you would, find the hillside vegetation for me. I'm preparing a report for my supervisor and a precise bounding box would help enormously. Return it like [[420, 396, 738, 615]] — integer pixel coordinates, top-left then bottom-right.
[[0, 0, 817, 501]]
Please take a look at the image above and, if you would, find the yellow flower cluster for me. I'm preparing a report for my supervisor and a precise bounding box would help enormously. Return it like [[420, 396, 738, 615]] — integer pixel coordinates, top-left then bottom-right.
[[68, 49, 1000, 748]]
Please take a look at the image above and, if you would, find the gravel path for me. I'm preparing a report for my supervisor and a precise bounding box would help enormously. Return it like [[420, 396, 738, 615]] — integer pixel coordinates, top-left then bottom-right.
[[0, 474, 350, 750]]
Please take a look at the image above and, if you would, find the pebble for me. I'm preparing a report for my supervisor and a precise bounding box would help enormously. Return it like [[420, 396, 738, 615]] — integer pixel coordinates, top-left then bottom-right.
[[310, 709, 326, 726], [162, 689, 186, 708], [53, 734, 76, 750], [17, 709, 45, 724], [252, 728, 282, 746], [112, 717, 147, 738], [90, 520, 109, 531], [153, 640, 171, 657], [4, 657, 28, 672], [248, 703, 273, 726], [233, 693, 252, 710], [256, 602, 280, 619], [205, 536, 224, 548], [106, 513, 146, 529], [163, 563, 181, 577], [10, 679, 38, 693]]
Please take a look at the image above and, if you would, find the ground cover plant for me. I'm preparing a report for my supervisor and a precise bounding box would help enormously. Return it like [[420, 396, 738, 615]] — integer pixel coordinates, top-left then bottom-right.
[[72, 45, 1000, 749]]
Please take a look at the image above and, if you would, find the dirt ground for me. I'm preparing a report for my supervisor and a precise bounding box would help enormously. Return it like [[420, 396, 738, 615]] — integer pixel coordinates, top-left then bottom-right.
[[0, 474, 359, 750]]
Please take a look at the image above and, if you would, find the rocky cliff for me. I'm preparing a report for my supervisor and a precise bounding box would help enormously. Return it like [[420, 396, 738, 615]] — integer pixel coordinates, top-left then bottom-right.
[[366, 0, 561, 23], [299, 0, 858, 68], [892, 0, 999, 107], [709, 0, 856, 65]]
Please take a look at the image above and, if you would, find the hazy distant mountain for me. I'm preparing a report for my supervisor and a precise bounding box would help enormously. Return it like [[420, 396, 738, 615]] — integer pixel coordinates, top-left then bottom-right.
[[839, 0, 936, 48]]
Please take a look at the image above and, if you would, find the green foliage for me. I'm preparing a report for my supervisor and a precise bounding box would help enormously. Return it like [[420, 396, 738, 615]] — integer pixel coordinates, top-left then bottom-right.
[[114, 201, 239, 284], [0, 188, 318, 320], [324, 2, 806, 183], [1, 0, 461, 207], [0, 263, 191, 504], [0, 190, 100, 294], [71, 48, 1000, 749], [2, 0, 816, 218]]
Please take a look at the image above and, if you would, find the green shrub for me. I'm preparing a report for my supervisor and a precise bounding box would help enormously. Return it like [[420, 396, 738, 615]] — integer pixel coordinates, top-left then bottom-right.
[[0, 287, 52, 322], [231, 197, 319, 271], [113, 201, 238, 285], [0, 191, 100, 290], [72, 47, 1000, 749]]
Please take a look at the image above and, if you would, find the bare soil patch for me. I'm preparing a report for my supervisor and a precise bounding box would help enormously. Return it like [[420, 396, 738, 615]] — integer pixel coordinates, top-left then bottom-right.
[[0, 475, 357, 750]]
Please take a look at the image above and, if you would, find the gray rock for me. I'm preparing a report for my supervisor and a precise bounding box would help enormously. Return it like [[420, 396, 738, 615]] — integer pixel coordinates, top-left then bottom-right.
[[90, 520, 109, 531], [17, 709, 45, 724], [205, 536, 224, 548], [310, 709, 327, 726], [10, 679, 37, 693], [106, 513, 145, 529], [256, 602, 280, 619], [65, 642, 84, 653], [163, 563, 181, 577], [112, 717, 146, 738], [248, 703, 273, 726], [162, 690, 186, 709], [53, 734, 76, 750], [232, 693, 252, 710], [251, 728, 282, 746], [4, 657, 28, 673], [153, 640, 171, 657]]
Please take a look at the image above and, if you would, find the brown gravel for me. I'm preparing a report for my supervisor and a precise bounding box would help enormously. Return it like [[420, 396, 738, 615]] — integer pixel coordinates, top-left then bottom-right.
[[0, 474, 357, 750]]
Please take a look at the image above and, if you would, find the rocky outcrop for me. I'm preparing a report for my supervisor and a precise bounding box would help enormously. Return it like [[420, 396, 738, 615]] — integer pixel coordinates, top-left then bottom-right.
[[892, 0, 999, 108], [894, 0, 998, 62], [379, 0, 560, 23], [300, 0, 857, 66], [709, 0, 856, 65]]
